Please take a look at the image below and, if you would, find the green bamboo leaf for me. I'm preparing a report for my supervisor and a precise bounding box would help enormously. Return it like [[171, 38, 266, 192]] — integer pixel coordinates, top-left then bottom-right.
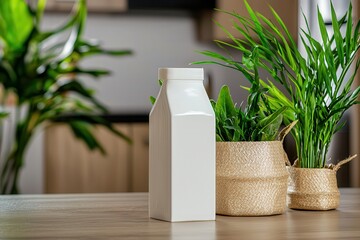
[[334, 50, 359, 96], [196, 50, 234, 63], [330, 2, 344, 67], [302, 11, 312, 35], [269, 6, 297, 48], [214, 39, 249, 54], [334, 121, 346, 133], [301, 30, 323, 54], [213, 19, 243, 49], [343, 59, 360, 93], [244, 0, 269, 47], [232, 22, 257, 49], [259, 106, 287, 127], [317, 7, 329, 46], [353, 20, 360, 48], [261, 80, 293, 108], [191, 60, 239, 72], [344, 3, 352, 61]]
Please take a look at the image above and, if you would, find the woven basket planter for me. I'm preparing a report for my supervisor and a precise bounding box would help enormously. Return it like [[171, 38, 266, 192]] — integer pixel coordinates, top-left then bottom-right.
[[216, 141, 289, 216], [287, 156, 357, 211], [287, 167, 339, 210]]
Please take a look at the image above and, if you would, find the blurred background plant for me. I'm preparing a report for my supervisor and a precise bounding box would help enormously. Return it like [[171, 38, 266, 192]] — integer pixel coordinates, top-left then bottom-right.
[[0, 0, 132, 194]]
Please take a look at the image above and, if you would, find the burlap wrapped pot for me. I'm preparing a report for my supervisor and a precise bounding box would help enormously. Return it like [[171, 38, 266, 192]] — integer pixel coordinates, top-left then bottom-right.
[[287, 156, 357, 211], [216, 141, 290, 216]]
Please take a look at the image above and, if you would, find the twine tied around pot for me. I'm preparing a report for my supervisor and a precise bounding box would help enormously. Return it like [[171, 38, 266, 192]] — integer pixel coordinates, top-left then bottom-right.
[[277, 120, 298, 167], [327, 155, 358, 171], [290, 155, 357, 170]]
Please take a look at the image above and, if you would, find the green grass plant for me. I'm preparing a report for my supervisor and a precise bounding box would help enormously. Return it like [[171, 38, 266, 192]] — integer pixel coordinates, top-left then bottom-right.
[[194, 1, 360, 168], [210, 85, 287, 142]]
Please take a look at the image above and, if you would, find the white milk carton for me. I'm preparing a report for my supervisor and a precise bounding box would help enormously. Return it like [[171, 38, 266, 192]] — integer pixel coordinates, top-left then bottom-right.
[[149, 68, 215, 222]]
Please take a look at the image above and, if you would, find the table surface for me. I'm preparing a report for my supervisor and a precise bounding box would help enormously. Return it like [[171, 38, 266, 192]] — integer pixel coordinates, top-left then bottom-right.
[[0, 189, 359, 239]]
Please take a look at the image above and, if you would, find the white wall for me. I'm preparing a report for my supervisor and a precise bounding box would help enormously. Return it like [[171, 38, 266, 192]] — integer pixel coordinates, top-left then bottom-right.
[[78, 12, 246, 112], [19, 12, 248, 193]]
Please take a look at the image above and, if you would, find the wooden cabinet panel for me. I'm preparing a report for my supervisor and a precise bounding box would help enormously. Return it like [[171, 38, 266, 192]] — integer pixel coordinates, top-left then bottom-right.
[[200, 0, 298, 42], [45, 123, 150, 193], [130, 123, 149, 192]]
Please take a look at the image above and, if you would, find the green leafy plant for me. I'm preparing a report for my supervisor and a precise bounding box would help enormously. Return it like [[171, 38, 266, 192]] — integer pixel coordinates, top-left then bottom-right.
[[193, 4, 289, 141], [212, 85, 287, 141], [149, 80, 163, 105], [149, 73, 287, 141], [195, 1, 360, 168], [0, 0, 132, 194]]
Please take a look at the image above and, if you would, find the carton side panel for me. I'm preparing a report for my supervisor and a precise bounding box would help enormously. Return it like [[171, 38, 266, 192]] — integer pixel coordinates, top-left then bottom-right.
[[149, 97, 172, 221]]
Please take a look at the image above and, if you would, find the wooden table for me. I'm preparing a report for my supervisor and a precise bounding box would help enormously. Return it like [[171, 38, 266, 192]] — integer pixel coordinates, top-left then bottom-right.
[[0, 189, 359, 239]]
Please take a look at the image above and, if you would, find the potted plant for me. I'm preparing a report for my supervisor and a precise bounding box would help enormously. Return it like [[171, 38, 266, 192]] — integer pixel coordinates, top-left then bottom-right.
[[197, 1, 360, 210], [210, 85, 296, 216], [193, 25, 297, 215], [0, 0, 132, 194]]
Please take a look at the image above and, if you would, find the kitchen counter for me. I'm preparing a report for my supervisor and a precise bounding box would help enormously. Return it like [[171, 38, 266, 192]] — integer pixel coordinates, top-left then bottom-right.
[[0, 189, 359, 239]]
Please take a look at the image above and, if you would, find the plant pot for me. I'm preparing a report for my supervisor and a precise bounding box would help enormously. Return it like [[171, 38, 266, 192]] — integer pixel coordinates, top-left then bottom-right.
[[287, 167, 339, 210], [287, 156, 356, 211], [216, 141, 289, 216]]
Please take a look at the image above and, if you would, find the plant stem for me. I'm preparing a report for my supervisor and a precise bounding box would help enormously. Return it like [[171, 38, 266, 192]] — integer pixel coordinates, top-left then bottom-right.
[[0, 104, 35, 194], [0, 154, 15, 193], [10, 155, 22, 194]]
